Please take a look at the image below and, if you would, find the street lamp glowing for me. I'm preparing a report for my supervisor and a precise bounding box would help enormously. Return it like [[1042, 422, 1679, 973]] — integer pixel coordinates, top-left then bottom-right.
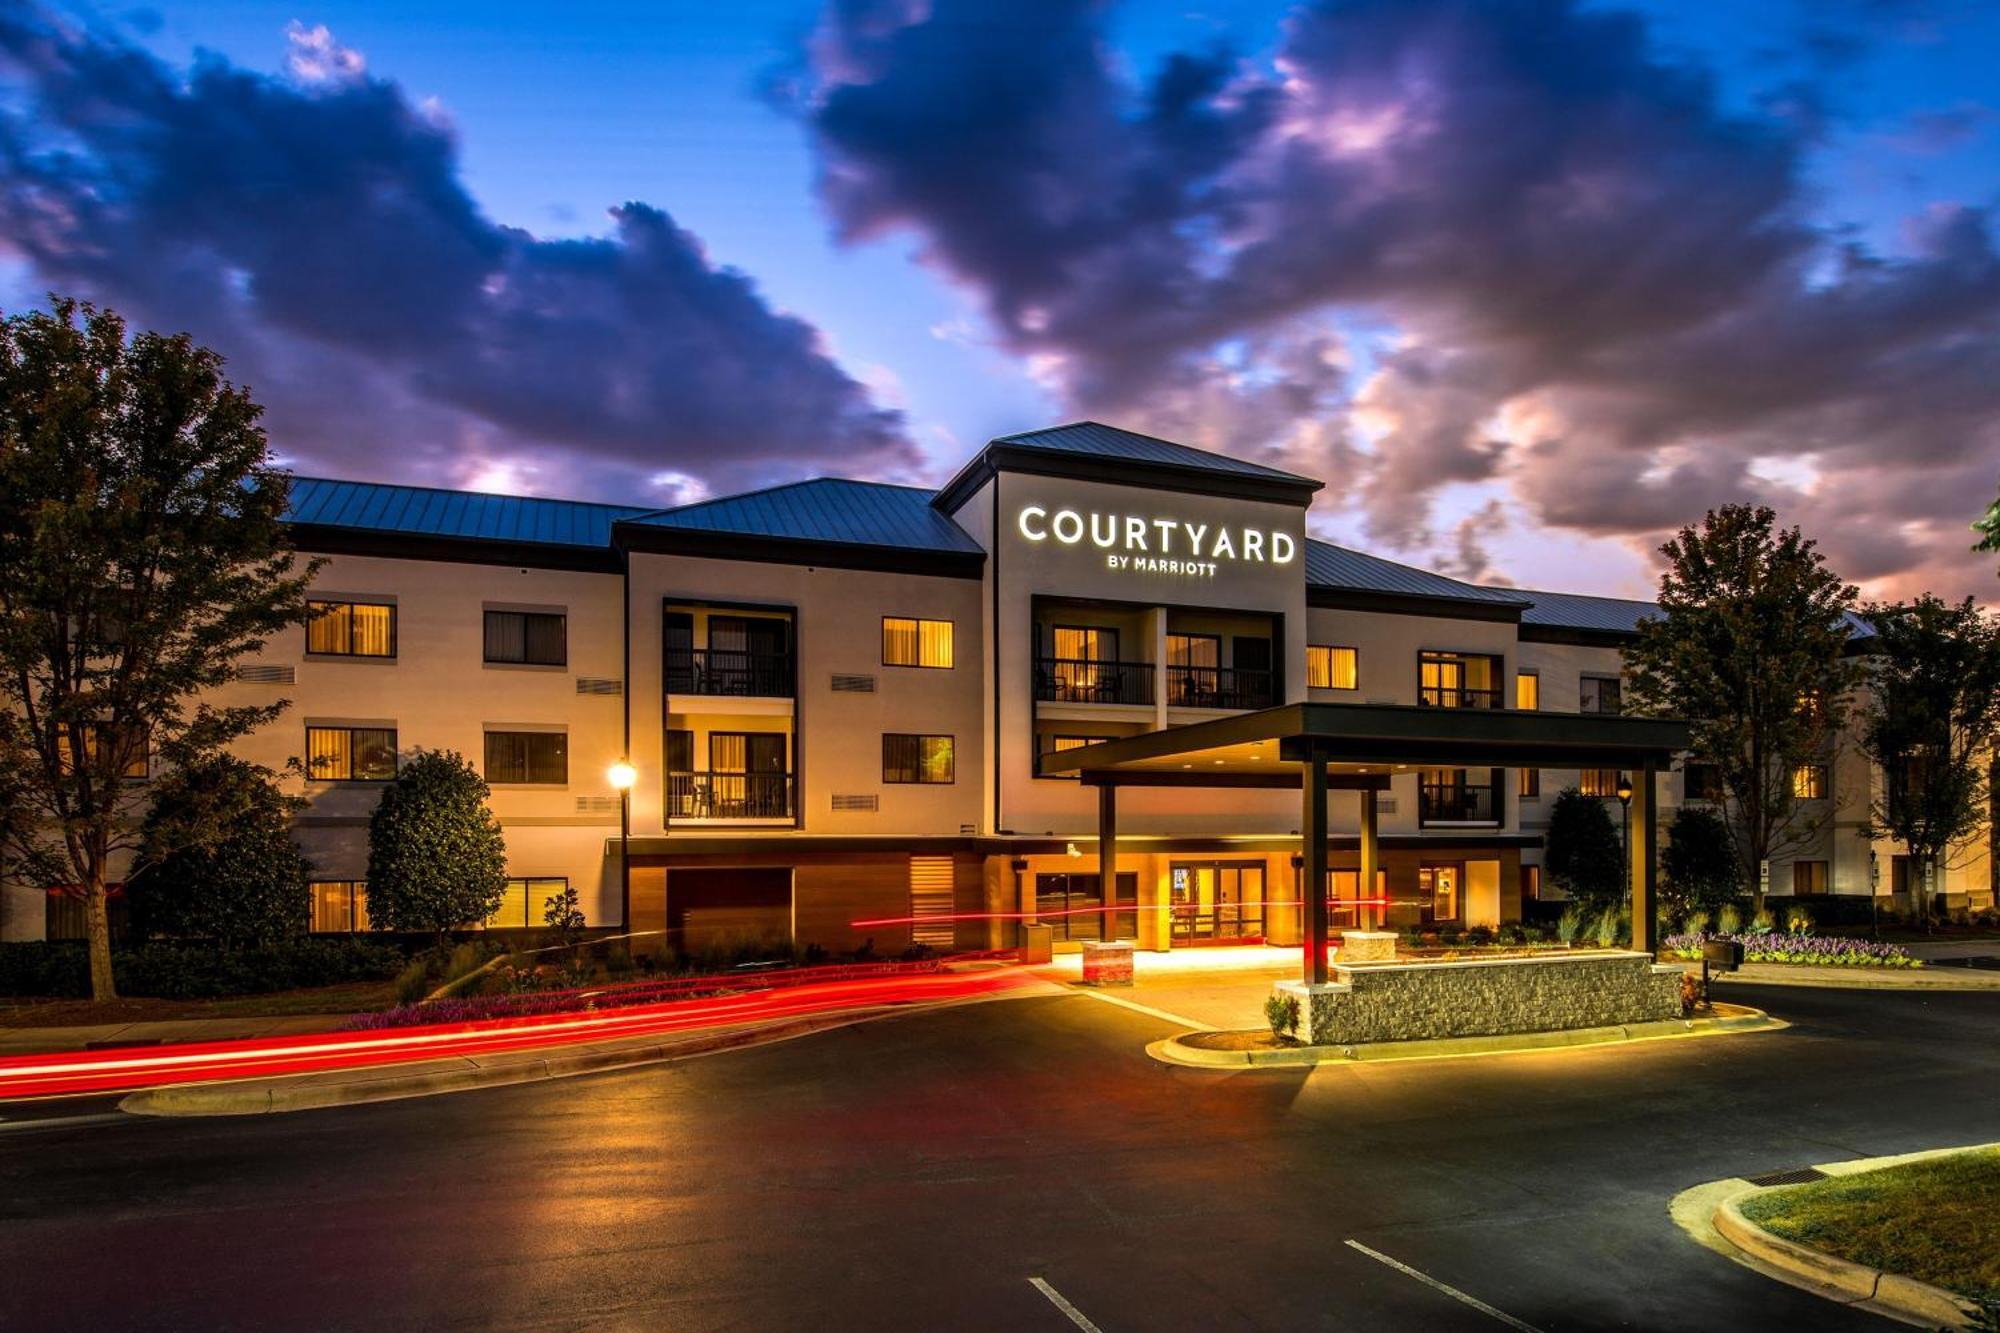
[[607, 761, 637, 791]]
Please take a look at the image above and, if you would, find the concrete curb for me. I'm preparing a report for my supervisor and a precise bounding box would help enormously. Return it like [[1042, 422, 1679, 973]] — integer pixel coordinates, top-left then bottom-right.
[[1713, 963, 2000, 991], [118, 1008, 899, 1118], [1146, 1006, 1783, 1069], [1711, 1187, 1981, 1329], [1671, 1143, 2000, 1330]]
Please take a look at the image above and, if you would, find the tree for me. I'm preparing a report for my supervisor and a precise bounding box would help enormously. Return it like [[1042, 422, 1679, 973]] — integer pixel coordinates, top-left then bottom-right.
[[542, 881, 586, 949], [1856, 596, 2000, 921], [126, 755, 312, 945], [1661, 805, 1740, 921], [1975, 484, 1999, 572], [0, 299, 314, 999], [1543, 788, 1625, 912], [365, 750, 507, 935], [1623, 505, 1860, 909]]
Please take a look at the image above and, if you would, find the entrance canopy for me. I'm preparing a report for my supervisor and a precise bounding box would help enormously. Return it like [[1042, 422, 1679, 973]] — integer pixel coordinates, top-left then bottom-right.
[[1036, 701, 1691, 785], [1040, 701, 1691, 983]]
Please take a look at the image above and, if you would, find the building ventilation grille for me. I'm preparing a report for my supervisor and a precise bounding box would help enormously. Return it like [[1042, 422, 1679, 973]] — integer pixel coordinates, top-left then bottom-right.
[[960, 824, 978, 836], [908, 856, 955, 948], [830, 673, 876, 693], [575, 796, 620, 814], [831, 794, 879, 812], [237, 664, 295, 684], [575, 677, 623, 695], [1376, 797, 1398, 815]]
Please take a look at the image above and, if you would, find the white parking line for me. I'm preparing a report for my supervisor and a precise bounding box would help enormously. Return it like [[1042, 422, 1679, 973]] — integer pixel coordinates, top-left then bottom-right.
[[1063, 986, 1215, 1032], [1028, 1277, 1105, 1332], [1344, 1239, 1544, 1332]]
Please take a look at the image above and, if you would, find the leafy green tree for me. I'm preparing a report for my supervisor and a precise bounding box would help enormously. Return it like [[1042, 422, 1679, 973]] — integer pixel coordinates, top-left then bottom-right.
[[541, 881, 586, 948], [127, 755, 312, 945], [1661, 805, 1740, 921], [365, 750, 507, 935], [0, 299, 315, 998], [1856, 596, 2000, 921], [1975, 484, 2000, 572], [1543, 788, 1625, 912], [1623, 505, 1860, 909]]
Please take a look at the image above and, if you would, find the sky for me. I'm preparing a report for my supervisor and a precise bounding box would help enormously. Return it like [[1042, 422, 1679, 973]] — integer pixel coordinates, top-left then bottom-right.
[[1, 0, 1997, 601]]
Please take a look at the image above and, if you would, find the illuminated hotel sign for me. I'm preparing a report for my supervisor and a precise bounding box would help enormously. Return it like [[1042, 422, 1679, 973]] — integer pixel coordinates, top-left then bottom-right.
[[1015, 505, 1296, 579]]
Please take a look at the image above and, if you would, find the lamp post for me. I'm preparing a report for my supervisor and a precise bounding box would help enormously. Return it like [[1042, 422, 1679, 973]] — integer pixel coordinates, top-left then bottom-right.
[[1615, 772, 1634, 910], [608, 760, 637, 935]]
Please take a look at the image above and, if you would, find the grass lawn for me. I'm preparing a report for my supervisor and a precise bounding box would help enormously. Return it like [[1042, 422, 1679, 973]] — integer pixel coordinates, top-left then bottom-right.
[[1740, 1147, 2000, 1305]]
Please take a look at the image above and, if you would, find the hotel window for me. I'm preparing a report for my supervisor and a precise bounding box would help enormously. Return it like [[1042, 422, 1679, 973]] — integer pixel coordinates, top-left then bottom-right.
[[1791, 764, 1828, 800], [1683, 761, 1725, 803], [483, 610, 566, 666], [1791, 860, 1829, 895], [883, 733, 954, 784], [485, 876, 569, 929], [1040, 734, 1093, 779], [57, 722, 149, 780], [309, 881, 369, 933], [1578, 768, 1623, 799], [1521, 865, 1543, 901], [882, 617, 953, 668], [1515, 670, 1539, 710], [1518, 767, 1541, 799], [1307, 645, 1358, 690], [485, 731, 569, 785], [1418, 651, 1502, 708], [1579, 674, 1622, 715], [306, 600, 395, 657], [305, 726, 398, 782]]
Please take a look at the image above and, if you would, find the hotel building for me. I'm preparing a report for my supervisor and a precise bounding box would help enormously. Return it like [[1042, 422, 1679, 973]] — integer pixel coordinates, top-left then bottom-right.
[[5, 422, 1992, 949]]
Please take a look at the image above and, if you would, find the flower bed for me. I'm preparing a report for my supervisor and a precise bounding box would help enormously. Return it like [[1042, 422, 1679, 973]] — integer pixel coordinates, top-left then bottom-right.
[[1664, 931, 1921, 968]]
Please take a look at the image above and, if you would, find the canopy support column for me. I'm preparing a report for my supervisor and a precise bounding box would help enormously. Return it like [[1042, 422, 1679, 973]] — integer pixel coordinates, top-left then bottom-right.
[[1630, 759, 1658, 954], [1359, 786, 1380, 931], [1098, 782, 1119, 941], [1302, 744, 1329, 985]]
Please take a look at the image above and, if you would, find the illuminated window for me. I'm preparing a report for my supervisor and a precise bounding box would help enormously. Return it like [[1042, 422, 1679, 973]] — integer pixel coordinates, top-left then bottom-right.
[[306, 726, 398, 781], [882, 617, 953, 668], [1518, 767, 1541, 798], [1515, 671, 1539, 710], [1521, 865, 1543, 900], [883, 734, 954, 784], [310, 881, 369, 933], [1040, 734, 1093, 780], [483, 610, 566, 666], [1791, 764, 1827, 800], [485, 730, 568, 784], [484, 876, 569, 929], [1307, 645, 1358, 690], [1578, 769, 1623, 798], [1791, 860, 1828, 895], [306, 600, 396, 657], [57, 722, 149, 779]]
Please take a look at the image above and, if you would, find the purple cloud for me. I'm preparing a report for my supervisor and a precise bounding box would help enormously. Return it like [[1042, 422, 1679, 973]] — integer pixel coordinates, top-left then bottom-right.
[[0, 6, 916, 501]]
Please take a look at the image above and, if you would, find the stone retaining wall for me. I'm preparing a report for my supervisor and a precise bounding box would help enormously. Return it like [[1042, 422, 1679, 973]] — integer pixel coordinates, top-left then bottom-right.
[[1276, 951, 1683, 1046]]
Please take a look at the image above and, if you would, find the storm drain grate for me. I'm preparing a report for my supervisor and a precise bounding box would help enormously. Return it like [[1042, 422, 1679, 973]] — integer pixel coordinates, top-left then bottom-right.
[[1745, 1167, 1828, 1187]]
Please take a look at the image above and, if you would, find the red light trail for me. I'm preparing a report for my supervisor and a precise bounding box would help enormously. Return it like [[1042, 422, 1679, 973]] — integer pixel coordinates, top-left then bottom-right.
[[851, 898, 1389, 927], [0, 966, 1040, 1102]]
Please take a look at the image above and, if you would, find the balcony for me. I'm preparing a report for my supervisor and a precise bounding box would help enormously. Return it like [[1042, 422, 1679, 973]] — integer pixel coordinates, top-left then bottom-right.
[[1418, 779, 1502, 825], [1034, 658, 1155, 706], [1418, 684, 1503, 709], [667, 770, 794, 821], [664, 649, 794, 698], [1166, 665, 1274, 711]]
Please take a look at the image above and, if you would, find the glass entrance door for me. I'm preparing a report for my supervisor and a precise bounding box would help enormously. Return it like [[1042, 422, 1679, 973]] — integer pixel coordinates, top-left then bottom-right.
[[1170, 862, 1267, 942], [1419, 863, 1461, 924]]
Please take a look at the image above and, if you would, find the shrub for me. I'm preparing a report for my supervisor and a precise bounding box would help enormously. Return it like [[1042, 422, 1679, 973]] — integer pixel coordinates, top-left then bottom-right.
[[1661, 805, 1740, 920], [365, 750, 508, 935], [541, 882, 586, 948], [1683, 908, 1712, 937], [1718, 904, 1744, 934], [1783, 905, 1814, 935], [1544, 789, 1625, 911], [1662, 931, 1919, 968], [390, 956, 433, 1006], [127, 755, 312, 946], [1679, 970, 1702, 1016], [1750, 907, 1775, 932], [1556, 905, 1586, 945], [1265, 991, 1301, 1042], [1592, 906, 1627, 949], [0, 938, 410, 1000]]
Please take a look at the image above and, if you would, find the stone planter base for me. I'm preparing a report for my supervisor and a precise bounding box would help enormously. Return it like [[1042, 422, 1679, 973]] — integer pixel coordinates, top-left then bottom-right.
[[1274, 950, 1683, 1046], [1336, 930, 1396, 962]]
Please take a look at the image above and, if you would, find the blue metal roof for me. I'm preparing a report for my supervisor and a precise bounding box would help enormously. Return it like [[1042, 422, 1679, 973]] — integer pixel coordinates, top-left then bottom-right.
[[993, 421, 1321, 486], [625, 478, 985, 554], [287, 477, 651, 549], [1305, 539, 1531, 608], [1513, 587, 1660, 635]]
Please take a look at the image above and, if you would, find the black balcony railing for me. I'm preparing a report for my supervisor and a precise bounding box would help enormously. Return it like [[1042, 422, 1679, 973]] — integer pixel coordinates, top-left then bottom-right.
[[664, 649, 794, 698], [1418, 685, 1503, 709], [1166, 665, 1275, 711], [1033, 657, 1155, 705], [1419, 781, 1501, 824], [667, 770, 793, 820]]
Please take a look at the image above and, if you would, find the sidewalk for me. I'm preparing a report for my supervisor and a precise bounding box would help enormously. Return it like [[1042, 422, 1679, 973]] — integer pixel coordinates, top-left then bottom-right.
[[0, 1012, 355, 1056]]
